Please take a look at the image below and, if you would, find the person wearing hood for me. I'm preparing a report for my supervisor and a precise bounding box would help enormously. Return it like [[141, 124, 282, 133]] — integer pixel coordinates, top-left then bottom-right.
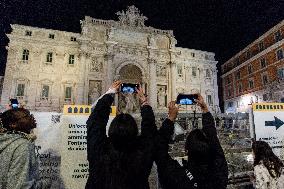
[[155, 94, 228, 189], [0, 108, 47, 189]]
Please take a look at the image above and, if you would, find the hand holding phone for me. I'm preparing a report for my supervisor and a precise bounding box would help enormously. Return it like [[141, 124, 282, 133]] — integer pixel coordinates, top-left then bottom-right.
[[194, 93, 209, 113], [136, 84, 148, 104], [168, 101, 179, 121], [110, 80, 122, 93], [176, 94, 198, 105]]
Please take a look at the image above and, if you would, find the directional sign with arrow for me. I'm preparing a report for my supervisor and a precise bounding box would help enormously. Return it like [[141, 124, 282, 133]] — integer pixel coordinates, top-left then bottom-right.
[[253, 103, 284, 160], [265, 116, 284, 130]]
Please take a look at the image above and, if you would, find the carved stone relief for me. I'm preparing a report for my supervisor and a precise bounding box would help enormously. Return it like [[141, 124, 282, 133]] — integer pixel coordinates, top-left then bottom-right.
[[169, 37, 177, 49], [88, 80, 102, 105], [92, 30, 105, 42], [177, 65, 184, 82], [156, 35, 169, 49], [157, 85, 167, 108], [148, 35, 156, 47], [113, 29, 146, 45], [116, 5, 148, 27], [90, 57, 103, 72], [117, 64, 142, 113], [156, 64, 167, 77], [92, 46, 105, 53]]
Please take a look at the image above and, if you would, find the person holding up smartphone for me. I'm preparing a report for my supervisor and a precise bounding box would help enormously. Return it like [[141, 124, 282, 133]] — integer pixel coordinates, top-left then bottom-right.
[[155, 94, 228, 189], [86, 80, 157, 189]]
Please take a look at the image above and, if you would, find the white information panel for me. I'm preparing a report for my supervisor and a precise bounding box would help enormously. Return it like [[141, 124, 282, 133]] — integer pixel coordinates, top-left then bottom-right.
[[31, 105, 116, 189], [33, 112, 64, 189], [253, 103, 284, 160], [60, 105, 115, 189]]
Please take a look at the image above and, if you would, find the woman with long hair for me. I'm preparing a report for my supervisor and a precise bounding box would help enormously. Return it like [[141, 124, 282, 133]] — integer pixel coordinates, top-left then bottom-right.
[[85, 81, 157, 189], [252, 140, 284, 189]]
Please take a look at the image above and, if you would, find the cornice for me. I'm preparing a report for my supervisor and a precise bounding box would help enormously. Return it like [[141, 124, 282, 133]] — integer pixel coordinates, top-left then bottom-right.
[[86, 17, 174, 37], [177, 58, 218, 65], [7, 35, 80, 48], [11, 24, 80, 36], [175, 47, 216, 56]]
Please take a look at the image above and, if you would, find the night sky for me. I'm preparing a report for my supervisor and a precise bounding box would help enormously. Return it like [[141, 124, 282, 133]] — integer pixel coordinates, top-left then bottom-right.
[[0, 0, 284, 74], [0, 2, 282, 177]]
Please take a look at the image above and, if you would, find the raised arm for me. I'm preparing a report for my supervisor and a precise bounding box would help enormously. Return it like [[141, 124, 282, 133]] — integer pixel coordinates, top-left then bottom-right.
[[86, 81, 121, 160], [196, 94, 228, 188], [155, 102, 198, 189], [156, 101, 177, 153], [136, 86, 157, 138]]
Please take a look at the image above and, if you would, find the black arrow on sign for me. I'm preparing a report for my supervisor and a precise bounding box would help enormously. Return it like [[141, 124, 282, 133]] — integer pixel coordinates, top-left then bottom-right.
[[265, 116, 284, 130]]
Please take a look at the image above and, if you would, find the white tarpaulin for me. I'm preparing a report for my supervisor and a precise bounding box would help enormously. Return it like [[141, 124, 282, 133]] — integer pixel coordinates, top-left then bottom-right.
[[32, 105, 115, 189], [60, 115, 89, 189], [33, 112, 64, 189]]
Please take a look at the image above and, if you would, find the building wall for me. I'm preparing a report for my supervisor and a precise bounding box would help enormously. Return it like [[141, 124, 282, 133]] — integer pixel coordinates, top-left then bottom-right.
[[1, 6, 219, 112], [1, 25, 81, 111], [221, 20, 284, 113]]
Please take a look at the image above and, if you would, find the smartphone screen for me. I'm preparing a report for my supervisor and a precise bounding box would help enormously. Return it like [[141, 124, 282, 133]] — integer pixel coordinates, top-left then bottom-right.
[[121, 83, 139, 94], [176, 94, 198, 105]]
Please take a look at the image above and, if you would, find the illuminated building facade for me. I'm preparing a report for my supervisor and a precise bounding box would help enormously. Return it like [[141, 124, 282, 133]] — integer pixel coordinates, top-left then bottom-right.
[[221, 20, 284, 113]]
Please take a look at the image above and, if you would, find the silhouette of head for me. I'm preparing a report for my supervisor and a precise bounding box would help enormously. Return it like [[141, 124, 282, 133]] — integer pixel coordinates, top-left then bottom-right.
[[108, 113, 138, 152], [185, 129, 212, 163], [1, 108, 36, 134]]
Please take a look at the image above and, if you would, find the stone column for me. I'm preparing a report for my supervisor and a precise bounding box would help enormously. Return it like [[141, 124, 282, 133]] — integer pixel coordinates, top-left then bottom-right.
[[198, 67, 204, 95], [79, 52, 89, 105], [148, 58, 157, 109], [213, 69, 220, 111], [104, 53, 115, 90], [170, 61, 177, 101], [105, 41, 117, 91]]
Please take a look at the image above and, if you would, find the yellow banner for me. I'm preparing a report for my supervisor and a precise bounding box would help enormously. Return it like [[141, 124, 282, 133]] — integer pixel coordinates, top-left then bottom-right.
[[253, 103, 284, 111], [63, 105, 117, 116]]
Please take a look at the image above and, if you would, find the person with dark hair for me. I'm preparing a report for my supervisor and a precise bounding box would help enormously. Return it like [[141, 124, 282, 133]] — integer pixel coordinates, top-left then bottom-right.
[[252, 140, 284, 188], [85, 80, 157, 189], [0, 108, 48, 189], [155, 94, 228, 189]]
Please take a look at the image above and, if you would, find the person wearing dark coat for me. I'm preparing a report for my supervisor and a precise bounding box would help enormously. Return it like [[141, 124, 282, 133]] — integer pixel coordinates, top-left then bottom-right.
[[85, 81, 157, 189], [155, 94, 228, 189]]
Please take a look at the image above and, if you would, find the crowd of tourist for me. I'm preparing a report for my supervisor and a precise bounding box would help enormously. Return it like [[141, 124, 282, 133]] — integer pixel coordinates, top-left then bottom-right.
[[0, 80, 283, 189]]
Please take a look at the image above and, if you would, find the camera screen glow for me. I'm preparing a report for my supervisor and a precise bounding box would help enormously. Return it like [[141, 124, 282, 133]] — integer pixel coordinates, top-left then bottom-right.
[[12, 104, 19, 109], [122, 86, 135, 94], [179, 98, 193, 105]]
